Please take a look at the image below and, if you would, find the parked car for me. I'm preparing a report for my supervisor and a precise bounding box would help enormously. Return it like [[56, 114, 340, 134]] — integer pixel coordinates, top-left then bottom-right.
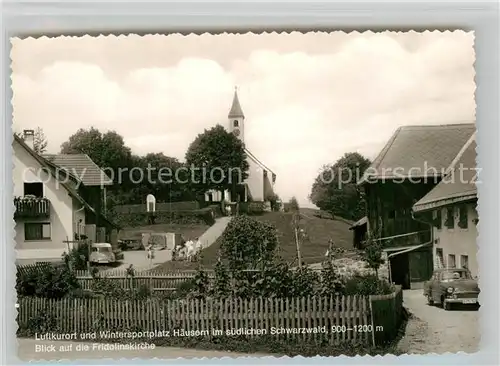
[[423, 268, 480, 310], [118, 238, 144, 251], [113, 248, 124, 261], [89, 243, 119, 264]]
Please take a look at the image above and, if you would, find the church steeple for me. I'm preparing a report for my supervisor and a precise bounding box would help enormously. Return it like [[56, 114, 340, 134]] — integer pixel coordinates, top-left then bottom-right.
[[228, 87, 245, 119], [228, 87, 245, 142]]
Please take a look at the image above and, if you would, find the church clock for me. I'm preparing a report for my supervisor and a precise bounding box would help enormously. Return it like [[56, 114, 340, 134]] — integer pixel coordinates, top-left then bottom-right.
[[233, 128, 240, 137]]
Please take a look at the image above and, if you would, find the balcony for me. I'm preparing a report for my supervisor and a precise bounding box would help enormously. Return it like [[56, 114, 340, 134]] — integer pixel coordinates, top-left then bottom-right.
[[379, 229, 432, 248], [14, 196, 50, 219]]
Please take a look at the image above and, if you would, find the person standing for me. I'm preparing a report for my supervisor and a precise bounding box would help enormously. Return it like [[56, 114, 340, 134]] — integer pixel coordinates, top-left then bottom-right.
[[147, 245, 155, 266]]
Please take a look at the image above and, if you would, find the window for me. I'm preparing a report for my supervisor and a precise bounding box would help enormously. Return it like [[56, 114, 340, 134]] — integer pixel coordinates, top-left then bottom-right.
[[445, 207, 455, 229], [448, 254, 456, 268], [441, 269, 471, 281], [207, 193, 213, 202], [461, 255, 469, 269], [233, 120, 239, 127], [433, 209, 442, 230], [458, 205, 468, 229], [24, 223, 51, 240], [23, 182, 43, 198]]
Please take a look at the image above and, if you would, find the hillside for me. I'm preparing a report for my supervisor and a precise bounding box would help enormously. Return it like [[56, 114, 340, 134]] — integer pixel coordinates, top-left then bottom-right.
[[153, 210, 354, 272]]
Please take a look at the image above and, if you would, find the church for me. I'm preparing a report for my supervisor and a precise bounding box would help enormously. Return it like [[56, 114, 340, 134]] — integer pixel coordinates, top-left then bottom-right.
[[204, 89, 277, 206]]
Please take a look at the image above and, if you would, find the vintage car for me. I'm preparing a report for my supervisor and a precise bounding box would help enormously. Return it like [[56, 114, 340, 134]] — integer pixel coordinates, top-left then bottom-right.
[[423, 268, 480, 310], [89, 243, 121, 264]]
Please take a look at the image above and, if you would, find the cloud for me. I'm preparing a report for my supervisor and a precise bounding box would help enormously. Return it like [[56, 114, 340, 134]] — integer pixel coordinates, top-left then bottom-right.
[[11, 31, 475, 207]]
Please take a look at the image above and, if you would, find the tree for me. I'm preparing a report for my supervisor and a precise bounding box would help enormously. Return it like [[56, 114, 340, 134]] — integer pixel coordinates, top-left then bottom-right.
[[309, 152, 371, 221], [362, 220, 385, 277], [185, 125, 249, 209], [33, 127, 48, 154], [60, 128, 132, 174], [219, 215, 278, 271], [60, 128, 136, 206], [125, 153, 195, 204], [288, 196, 300, 212], [15, 127, 48, 154]]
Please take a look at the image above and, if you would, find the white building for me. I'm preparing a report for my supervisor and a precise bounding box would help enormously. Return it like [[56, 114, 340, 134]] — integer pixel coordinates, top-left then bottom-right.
[[413, 133, 478, 278], [204, 90, 276, 205], [13, 130, 114, 264]]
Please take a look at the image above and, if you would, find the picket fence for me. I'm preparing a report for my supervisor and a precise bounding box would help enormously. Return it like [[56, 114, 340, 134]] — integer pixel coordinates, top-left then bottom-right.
[[73, 269, 291, 291], [17, 265, 404, 346], [76, 270, 211, 291], [17, 293, 393, 346]]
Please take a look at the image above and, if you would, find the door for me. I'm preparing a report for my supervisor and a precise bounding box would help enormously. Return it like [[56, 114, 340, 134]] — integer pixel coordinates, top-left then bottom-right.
[[389, 253, 410, 289], [409, 249, 433, 283]]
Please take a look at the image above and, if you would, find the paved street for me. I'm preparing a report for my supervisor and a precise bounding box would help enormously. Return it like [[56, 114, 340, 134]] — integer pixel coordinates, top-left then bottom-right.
[[104, 249, 173, 272], [17, 339, 268, 361], [103, 217, 233, 273], [398, 290, 480, 354]]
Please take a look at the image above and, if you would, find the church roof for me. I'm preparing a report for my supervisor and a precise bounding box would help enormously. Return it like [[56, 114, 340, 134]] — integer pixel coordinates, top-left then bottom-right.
[[245, 148, 276, 182], [228, 89, 244, 118]]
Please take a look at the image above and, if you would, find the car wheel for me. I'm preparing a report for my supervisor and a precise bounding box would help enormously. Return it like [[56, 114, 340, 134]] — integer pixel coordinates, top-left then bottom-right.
[[427, 295, 434, 306]]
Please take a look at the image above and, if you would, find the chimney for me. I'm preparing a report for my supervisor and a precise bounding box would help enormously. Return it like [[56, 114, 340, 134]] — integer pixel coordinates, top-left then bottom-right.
[[23, 129, 35, 150]]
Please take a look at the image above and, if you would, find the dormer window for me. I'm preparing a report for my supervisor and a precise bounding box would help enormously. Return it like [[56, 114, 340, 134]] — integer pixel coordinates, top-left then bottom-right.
[[233, 120, 239, 128]]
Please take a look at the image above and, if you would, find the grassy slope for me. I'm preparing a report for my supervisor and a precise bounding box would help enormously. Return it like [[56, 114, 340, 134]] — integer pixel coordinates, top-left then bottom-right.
[[153, 209, 353, 271]]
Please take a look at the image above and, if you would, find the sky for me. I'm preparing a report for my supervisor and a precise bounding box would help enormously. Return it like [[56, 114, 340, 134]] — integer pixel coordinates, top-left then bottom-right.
[[11, 31, 476, 207]]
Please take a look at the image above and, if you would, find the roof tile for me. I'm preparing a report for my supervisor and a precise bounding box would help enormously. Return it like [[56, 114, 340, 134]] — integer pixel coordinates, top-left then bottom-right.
[[43, 154, 113, 186], [413, 135, 477, 211], [360, 123, 476, 182]]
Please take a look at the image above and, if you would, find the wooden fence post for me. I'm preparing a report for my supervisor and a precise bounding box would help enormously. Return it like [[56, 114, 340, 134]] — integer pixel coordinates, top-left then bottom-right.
[[369, 295, 376, 347]]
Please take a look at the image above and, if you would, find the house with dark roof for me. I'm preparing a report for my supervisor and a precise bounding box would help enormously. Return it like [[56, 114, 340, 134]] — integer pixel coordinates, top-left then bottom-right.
[[42, 153, 113, 227], [412, 133, 478, 278], [13, 130, 117, 265], [358, 123, 476, 289], [204, 89, 277, 209]]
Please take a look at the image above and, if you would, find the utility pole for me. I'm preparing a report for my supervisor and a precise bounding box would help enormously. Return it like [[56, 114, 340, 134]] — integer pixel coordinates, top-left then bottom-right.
[[293, 213, 303, 268]]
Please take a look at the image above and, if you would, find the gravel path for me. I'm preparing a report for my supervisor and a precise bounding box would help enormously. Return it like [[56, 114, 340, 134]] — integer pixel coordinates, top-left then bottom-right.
[[397, 290, 479, 354]]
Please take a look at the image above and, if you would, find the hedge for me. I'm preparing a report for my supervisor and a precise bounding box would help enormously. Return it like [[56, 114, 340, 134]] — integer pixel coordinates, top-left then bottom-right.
[[113, 201, 200, 214], [239, 202, 266, 215], [112, 207, 217, 228]]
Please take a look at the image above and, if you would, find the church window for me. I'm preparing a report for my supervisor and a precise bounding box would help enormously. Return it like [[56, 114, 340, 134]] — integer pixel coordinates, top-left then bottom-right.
[[233, 120, 239, 127]]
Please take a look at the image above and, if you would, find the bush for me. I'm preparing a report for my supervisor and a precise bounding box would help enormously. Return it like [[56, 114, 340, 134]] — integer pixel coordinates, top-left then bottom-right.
[[238, 202, 265, 215], [16, 263, 80, 299], [288, 266, 321, 298], [90, 276, 154, 300], [265, 193, 281, 212], [63, 243, 90, 270], [113, 207, 217, 227], [22, 308, 59, 336], [219, 215, 278, 271], [342, 274, 394, 296]]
